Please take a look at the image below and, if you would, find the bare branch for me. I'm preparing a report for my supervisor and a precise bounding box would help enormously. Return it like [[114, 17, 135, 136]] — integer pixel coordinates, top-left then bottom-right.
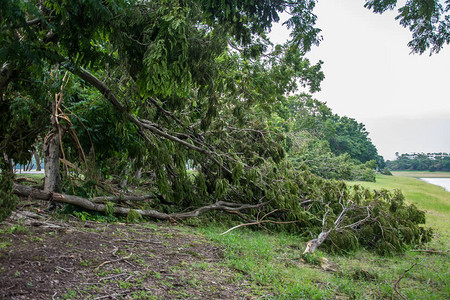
[[220, 208, 299, 235], [220, 219, 299, 235], [393, 261, 419, 300], [304, 199, 372, 254], [337, 205, 371, 232], [95, 253, 133, 270]]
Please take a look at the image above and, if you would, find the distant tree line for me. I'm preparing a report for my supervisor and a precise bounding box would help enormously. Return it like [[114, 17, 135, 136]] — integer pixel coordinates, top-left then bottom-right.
[[387, 153, 450, 172]]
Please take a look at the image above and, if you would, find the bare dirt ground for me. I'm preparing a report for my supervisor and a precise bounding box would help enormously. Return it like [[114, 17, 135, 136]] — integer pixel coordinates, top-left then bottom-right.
[[0, 211, 256, 300]]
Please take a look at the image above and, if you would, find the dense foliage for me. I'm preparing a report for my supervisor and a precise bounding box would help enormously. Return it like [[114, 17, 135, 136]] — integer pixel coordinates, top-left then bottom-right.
[[0, 0, 440, 253], [274, 94, 382, 181], [387, 153, 450, 171]]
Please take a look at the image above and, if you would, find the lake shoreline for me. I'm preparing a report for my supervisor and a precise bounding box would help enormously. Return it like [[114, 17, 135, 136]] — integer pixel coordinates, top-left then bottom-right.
[[420, 177, 450, 192]]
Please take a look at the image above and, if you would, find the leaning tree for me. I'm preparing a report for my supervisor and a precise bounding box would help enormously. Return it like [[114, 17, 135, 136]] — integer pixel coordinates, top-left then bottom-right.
[[1, 0, 324, 220]]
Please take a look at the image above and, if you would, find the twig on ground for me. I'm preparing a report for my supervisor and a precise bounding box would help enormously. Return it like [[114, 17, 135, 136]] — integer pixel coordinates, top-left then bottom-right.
[[393, 261, 419, 300], [95, 253, 133, 269], [94, 292, 128, 300], [410, 249, 448, 255], [55, 266, 74, 274], [123, 259, 136, 268], [98, 273, 127, 281], [111, 246, 119, 257]]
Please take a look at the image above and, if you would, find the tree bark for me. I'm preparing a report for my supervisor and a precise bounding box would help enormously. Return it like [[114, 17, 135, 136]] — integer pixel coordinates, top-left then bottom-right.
[[43, 101, 61, 192], [135, 168, 142, 180], [43, 130, 61, 192]]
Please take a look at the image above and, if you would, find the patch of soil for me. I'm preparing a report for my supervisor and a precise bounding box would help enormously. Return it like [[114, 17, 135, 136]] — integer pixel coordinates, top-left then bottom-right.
[[0, 213, 255, 299]]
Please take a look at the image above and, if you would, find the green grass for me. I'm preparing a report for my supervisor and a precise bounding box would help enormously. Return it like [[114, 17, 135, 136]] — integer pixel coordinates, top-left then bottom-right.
[[198, 226, 334, 299], [14, 173, 45, 180], [197, 225, 449, 299], [350, 174, 450, 248]]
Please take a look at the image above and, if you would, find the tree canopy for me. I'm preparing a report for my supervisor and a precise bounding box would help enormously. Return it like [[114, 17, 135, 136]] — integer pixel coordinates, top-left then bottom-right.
[[365, 0, 450, 54]]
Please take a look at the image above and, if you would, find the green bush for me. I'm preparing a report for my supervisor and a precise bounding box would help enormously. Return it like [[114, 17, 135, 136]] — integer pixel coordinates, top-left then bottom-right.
[[380, 168, 393, 175]]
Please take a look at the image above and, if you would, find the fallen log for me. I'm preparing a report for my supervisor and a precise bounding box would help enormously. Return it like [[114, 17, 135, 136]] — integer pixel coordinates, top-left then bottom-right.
[[13, 183, 268, 220], [91, 195, 155, 203]]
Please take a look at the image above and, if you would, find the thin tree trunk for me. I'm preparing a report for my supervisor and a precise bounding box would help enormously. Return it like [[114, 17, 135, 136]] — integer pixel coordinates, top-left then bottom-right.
[[33, 150, 42, 171]]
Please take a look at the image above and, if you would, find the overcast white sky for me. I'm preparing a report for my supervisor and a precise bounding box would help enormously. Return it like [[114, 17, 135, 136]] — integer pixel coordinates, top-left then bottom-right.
[[269, 0, 450, 160]]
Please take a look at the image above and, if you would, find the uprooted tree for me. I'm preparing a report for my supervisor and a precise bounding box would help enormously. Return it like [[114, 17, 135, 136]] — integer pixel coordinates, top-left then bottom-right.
[[1, 0, 441, 254]]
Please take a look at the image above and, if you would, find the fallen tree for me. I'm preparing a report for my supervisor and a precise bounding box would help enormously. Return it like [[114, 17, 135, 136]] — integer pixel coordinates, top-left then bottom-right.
[[13, 183, 269, 221], [13, 177, 434, 256], [1, 0, 436, 256]]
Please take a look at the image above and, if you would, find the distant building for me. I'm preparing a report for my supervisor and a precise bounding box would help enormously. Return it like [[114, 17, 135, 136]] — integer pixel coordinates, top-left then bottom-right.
[[401, 152, 450, 160]]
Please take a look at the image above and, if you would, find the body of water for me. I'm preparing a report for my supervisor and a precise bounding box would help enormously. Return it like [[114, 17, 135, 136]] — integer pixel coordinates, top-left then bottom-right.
[[420, 178, 450, 192]]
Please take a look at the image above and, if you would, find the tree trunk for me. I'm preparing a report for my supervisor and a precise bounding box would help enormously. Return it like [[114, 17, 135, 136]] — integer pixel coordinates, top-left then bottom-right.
[[43, 131, 61, 192], [135, 168, 142, 180], [303, 230, 331, 254], [13, 183, 269, 221], [119, 158, 136, 190], [43, 101, 61, 192], [33, 150, 42, 171]]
